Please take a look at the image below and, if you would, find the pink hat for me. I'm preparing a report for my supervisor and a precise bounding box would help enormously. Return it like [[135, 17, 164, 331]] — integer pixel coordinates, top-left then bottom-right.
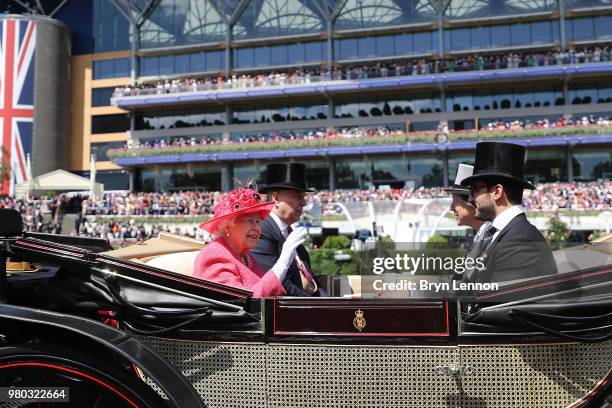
[[199, 186, 274, 233]]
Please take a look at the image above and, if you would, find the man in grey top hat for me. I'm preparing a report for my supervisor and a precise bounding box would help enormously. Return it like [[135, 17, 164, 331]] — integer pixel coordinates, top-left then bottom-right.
[[251, 163, 321, 296], [444, 164, 492, 282]]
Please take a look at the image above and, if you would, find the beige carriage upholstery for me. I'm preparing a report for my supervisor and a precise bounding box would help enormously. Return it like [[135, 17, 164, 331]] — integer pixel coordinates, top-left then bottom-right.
[[144, 250, 201, 275], [102, 233, 205, 275]]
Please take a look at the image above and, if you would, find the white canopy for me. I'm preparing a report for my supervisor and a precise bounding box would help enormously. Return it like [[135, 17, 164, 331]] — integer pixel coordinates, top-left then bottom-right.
[[15, 169, 104, 199]]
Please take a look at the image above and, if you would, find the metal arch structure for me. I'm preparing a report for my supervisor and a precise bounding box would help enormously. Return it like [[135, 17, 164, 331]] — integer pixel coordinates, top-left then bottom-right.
[[2, 0, 72, 17], [443, 0, 558, 19], [110, 0, 163, 27], [102, 0, 571, 87]]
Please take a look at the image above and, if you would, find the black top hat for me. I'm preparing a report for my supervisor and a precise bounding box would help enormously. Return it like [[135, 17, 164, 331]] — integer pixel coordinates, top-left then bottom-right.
[[460, 142, 535, 190], [259, 163, 314, 194]]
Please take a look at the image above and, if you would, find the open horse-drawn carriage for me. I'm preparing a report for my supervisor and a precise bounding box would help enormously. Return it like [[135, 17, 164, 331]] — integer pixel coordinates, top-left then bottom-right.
[[0, 209, 611, 407]]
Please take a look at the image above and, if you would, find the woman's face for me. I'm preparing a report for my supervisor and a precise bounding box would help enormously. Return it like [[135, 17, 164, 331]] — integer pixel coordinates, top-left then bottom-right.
[[449, 193, 476, 227], [225, 212, 261, 256]]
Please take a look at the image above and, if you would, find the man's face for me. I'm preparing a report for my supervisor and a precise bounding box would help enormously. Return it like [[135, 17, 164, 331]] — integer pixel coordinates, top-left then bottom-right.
[[470, 182, 496, 221], [271, 189, 308, 225], [449, 193, 476, 226]]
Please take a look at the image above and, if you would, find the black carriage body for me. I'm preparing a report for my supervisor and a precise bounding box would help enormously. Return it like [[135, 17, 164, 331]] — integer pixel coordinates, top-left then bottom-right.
[[1, 234, 611, 408]]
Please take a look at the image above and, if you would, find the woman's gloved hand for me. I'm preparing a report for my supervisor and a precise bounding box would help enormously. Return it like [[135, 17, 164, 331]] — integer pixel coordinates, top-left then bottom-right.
[[271, 227, 307, 280]]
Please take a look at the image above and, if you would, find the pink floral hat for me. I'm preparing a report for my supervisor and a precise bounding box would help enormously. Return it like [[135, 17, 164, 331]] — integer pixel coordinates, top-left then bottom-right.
[[199, 182, 274, 233]]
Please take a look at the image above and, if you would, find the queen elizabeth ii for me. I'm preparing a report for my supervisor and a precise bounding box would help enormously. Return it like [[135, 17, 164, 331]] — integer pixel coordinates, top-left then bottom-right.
[[193, 184, 306, 297]]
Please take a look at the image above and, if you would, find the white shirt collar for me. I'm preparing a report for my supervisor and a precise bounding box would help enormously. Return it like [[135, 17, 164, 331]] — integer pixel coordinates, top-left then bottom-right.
[[492, 205, 524, 233], [269, 211, 290, 238]]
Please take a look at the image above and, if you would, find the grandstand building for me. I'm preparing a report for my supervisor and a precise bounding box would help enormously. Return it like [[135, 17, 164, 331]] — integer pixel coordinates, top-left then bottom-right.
[[3, 0, 612, 192]]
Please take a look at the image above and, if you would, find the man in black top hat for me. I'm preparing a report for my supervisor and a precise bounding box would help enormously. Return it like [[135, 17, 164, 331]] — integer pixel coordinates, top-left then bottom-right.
[[459, 142, 557, 283], [251, 163, 321, 296]]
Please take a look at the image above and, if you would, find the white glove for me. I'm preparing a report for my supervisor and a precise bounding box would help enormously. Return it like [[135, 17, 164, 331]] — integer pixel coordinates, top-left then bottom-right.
[[271, 227, 307, 280]]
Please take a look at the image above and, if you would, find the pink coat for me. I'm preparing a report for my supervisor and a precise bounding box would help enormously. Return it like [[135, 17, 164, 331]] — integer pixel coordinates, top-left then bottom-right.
[[193, 237, 286, 298]]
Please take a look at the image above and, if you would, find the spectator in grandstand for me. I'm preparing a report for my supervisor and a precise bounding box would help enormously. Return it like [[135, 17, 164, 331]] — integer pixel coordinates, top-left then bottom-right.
[[113, 46, 612, 99], [252, 163, 322, 296], [193, 184, 307, 298], [460, 142, 558, 283]]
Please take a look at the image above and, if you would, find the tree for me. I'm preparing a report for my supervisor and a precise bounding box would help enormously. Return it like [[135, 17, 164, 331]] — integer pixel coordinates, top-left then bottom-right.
[[545, 215, 571, 248]]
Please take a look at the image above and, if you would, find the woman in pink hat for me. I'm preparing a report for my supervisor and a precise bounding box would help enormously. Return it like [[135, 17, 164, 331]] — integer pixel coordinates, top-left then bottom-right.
[[194, 184, 307, 297]]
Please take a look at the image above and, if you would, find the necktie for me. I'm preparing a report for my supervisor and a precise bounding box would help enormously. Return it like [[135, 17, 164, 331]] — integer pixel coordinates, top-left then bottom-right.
[[468, 223, 497, 260], [462, 223, 496, 282], [286, 226, 317, 294]]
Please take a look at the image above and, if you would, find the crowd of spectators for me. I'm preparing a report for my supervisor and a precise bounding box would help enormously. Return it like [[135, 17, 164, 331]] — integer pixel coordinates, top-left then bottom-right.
[[114, 46, 612, 98], [1, 180, 609, 243], [120, 115, 612, 152]]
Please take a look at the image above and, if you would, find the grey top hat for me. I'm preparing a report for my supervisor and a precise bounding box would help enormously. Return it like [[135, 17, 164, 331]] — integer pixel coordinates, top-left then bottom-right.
[[444, 164, 473, 196]]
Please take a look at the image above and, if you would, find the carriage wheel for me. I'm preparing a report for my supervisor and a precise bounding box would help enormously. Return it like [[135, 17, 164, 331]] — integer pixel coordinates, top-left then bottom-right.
[[0, 343, 168, 408]]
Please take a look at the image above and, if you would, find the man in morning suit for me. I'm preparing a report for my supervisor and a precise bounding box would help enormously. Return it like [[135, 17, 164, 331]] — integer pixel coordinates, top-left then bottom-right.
[[251, 163, 322, 296], [459, 142, 557, 283]]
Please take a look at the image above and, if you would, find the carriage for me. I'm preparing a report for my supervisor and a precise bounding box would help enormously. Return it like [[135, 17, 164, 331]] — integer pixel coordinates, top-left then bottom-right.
[[0, 209, 611, 408]]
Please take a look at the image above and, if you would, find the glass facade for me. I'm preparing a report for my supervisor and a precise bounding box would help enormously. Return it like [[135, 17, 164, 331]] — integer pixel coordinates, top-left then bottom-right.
[[566, 0, 612, 8], [524, 149, 566, 183], [335, 0, 436, 30], [129, 145, 609, 192], [446, 85, 565, 111], [91, 114, 130, 134], [444, 0, 557, 20], [572, 148, 612, 181], [92, 2, 611, 193], [140, 0, 226, 49], [335, 31, 437, 60], [305, 160, 331, 190], [569, 81, 612, 105], [93, 0, 130, 52], [93, 58, 130, 80], [444, 20, 559, 51], [92, 87, 117, 107], [336, 93, 441, 117], [140, 50, 224, 76], [566, 16, 612, 42], [336, 157, 368, 189], [91, 142, 127, 161], [233, 101, 328, 124], [135, 109, 225, 130], [233, 41, 326, 69], [233, 0, 323, 39], [137, 165, 223, 192], [336, 154, 444, 189], [82, 170, 130, 190]]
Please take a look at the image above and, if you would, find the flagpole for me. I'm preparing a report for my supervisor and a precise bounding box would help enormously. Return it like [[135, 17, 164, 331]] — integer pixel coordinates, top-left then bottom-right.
[[26, 153, 32, 198], [90, 154, 97, 198], [9, 165, 15, 197]]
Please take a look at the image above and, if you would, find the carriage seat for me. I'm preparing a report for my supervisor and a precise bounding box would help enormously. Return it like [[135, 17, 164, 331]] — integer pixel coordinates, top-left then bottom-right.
[[145, 250, 200, 276]]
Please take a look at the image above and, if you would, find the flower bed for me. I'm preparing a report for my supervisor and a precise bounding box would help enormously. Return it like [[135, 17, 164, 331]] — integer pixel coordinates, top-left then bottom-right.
[[107, 125, 612, 160]]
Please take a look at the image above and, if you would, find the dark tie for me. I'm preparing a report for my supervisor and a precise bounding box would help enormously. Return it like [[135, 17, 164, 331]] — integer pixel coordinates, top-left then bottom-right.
[[462, 223, 496, 282]]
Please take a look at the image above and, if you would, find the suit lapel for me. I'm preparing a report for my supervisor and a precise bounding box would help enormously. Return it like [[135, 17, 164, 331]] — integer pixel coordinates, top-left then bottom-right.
[[486, 213, 526, 256], [262, 216, 285, 244]]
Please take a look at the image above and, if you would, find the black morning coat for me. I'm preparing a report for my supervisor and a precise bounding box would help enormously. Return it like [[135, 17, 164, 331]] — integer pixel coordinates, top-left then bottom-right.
[[474, 212, 558, 284], [251, 216, 316, 297]]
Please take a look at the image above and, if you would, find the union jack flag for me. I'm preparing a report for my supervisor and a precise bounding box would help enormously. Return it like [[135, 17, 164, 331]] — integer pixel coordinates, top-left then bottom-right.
[[0, 18, 36, 196]]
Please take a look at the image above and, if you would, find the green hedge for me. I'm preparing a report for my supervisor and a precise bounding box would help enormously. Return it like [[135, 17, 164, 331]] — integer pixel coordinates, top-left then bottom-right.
[[107, 125, 612, 159]]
